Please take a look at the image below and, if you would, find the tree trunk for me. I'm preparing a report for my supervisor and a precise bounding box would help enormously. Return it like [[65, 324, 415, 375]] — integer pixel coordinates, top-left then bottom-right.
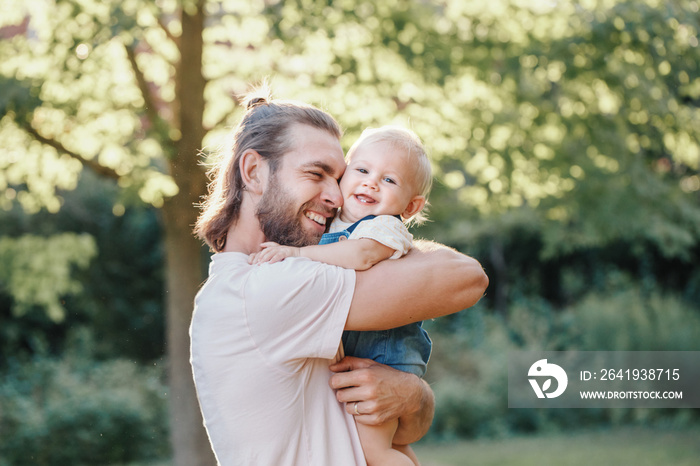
[[163, 1, 214, 464], [489, 239, 508, 316], [162, 195, 213, 466]]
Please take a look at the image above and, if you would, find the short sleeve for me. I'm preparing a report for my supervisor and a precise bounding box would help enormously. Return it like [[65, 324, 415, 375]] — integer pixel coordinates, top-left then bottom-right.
[[349, 215, 413, 259], [244, 257, 355, 370]]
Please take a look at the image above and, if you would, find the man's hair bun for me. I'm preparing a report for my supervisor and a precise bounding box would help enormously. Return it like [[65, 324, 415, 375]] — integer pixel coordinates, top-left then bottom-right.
[[246, 96, 268, 109], [241, 80, 273, 110]]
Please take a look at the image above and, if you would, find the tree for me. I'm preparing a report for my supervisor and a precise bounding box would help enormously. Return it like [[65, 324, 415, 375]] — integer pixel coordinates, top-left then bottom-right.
[[1, 0, 212, 463], [407, 0, 700, 310], [0, 1, 439, 462]]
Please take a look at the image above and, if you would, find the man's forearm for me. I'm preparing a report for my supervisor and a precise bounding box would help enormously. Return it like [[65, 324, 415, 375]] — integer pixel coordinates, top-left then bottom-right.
[[347, 244, 489, 330], [393, 378, 435, 445]]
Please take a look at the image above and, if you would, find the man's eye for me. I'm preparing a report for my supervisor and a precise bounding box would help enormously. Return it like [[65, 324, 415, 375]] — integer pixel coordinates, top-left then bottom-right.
[[309, 172, 322, 178]]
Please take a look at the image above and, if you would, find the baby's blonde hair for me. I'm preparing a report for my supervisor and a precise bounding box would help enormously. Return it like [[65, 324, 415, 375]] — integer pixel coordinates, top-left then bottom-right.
[[347, 125, 432, 224]]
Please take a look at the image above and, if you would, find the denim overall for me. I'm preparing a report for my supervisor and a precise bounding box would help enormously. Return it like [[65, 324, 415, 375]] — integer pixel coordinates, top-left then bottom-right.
[[321, 215, 432, 377]]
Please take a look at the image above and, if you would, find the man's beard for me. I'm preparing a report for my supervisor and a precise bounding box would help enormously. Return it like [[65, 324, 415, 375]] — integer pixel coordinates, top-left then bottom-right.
[[256, 177, 327, 247]]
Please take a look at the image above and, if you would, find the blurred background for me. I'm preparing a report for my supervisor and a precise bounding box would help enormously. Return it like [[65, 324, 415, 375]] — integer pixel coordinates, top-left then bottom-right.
[[1, 0, 699, 465]]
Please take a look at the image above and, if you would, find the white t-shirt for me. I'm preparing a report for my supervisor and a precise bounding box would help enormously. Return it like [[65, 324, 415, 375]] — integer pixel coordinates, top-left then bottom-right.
[[329, 214, 413, 259], [190, 252, 365, 466]]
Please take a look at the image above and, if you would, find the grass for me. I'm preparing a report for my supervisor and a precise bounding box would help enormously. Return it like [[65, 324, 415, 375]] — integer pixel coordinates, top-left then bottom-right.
[[123, 426, 700, 466], [412, 426, 700, 466]]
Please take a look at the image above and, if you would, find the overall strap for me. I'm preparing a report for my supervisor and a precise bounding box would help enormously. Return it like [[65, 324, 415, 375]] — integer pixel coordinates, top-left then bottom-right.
[[345, 214, 402, 234], [345, 215, 377, 234]]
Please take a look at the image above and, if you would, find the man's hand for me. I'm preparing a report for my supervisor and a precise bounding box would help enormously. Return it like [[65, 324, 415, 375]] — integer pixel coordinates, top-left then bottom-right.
[[329, 356, 434, 443], [248, 241, 300, 265]]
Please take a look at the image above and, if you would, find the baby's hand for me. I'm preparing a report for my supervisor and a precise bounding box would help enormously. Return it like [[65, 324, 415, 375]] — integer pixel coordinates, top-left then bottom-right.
[[249, 241, 300, 265]]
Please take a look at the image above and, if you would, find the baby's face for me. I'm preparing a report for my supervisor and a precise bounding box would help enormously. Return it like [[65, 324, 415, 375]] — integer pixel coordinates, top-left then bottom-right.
[[338, 140, 420, 223]]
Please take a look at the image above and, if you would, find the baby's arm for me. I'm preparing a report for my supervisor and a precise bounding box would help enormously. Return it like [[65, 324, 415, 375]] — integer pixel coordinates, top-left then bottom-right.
[[299, 239, 396, 270], [250, 239, 395, 270]]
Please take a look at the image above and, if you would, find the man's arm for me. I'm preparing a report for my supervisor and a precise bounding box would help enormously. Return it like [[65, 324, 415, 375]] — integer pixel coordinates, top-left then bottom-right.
[[393, 378, 435, 445], [345, 240, 489, 331], [329, 357, 434, 444]]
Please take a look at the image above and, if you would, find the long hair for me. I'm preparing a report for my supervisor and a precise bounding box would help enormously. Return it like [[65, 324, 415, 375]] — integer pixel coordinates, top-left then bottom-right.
[[194, 85, 342, 252]]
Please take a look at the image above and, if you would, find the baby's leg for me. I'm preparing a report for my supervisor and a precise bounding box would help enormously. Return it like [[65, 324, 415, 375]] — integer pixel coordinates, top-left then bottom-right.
[[392, 444, 420, 464], [356, 419, 416, 466]]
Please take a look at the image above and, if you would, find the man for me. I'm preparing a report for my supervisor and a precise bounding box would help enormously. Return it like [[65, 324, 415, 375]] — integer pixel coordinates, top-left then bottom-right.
[[191, 90, 489, 465]]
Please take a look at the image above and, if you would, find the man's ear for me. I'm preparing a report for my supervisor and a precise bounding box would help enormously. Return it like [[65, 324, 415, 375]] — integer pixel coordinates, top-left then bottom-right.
[[239, 149, 269, 195], [401, 195, 426, 220]]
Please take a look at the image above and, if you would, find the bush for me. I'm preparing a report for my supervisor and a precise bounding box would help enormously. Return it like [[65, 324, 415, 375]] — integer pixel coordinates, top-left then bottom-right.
[[425, 285, 700, 440], [426, 313, 511, 439], [570, 288, 700, 351], [0, 355, 169, 466]]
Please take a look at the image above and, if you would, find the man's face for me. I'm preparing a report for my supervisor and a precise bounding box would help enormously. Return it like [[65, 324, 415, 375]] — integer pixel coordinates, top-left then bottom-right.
[[256, 124, 346, 247]]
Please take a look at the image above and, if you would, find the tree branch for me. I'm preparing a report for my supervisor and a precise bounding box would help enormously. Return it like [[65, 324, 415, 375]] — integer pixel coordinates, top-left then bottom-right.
[[157, 15, 179, 47], [23, 124, 119, 180], [124, 42, 165, 132]]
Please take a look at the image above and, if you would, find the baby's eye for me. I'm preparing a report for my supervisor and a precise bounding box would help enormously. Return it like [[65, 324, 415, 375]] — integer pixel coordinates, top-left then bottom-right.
[[383, 177, 396, 184], [356, 168, 368, 174]]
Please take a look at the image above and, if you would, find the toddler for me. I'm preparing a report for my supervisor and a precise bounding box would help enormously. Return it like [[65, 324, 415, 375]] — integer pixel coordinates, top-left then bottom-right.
[[250, 126, 433, 466]]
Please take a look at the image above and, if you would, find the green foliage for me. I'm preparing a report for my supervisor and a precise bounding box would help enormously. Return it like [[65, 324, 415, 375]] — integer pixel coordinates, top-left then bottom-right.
[[2, 0, 698, 329], [410, 0, 700, 263], [0, 233, 96, 322], [0, 75, 43, 119], [0, 0, 179, 211], [561, 287, 700, 352], [504, 272, 700, 353], [0, 354, 169, 466], [0, 171, 165, 364], [425, 284, 700, 439], [5, 0, 698, 233]]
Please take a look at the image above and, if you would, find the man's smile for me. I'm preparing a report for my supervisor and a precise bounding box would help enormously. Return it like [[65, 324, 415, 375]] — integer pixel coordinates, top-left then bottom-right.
[[304, 211, 327, 226]]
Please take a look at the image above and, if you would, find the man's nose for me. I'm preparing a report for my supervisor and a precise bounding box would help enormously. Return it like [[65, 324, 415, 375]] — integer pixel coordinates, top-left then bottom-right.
[[322, 181, 343, 207]]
